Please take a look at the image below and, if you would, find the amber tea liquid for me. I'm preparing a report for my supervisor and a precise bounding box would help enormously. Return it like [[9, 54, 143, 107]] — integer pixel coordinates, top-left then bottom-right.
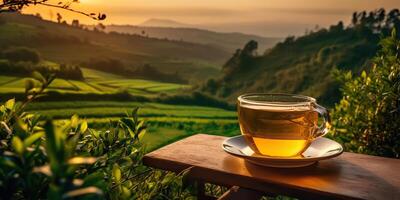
[[238, 104, 318, 157]]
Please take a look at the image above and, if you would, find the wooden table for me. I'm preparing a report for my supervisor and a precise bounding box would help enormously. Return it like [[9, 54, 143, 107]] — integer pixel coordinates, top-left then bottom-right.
[[143, 134, 400, 200]]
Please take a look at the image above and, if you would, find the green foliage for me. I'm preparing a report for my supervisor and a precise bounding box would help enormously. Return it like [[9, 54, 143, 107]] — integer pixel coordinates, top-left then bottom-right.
[[0, 57, 84, 80], [1, 46, 41, 63], [82, 59, 188, 84], [203, 9, 400, 106], [331, 31, 400, 158], [0, 72, 194, 199]]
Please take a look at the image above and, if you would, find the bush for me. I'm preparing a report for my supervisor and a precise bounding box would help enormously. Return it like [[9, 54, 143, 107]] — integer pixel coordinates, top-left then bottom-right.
[[156, 91, 234, 110], [0, 72, 194, 199], [2, 47, 41, 63], [0, 59, 84, 80], [331, 30, 400, 158]]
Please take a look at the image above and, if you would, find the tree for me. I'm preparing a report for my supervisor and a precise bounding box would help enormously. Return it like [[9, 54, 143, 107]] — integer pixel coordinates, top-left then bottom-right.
[[331, 30, 400, 158], [0, 0, 106, 20], [352, 12, 358, 26], [96, 22, 105, 31], [71, 19, 80, 28], [222, 40, 258, 79], [56, 12, 62, 23], [2, 47, 41, 63]]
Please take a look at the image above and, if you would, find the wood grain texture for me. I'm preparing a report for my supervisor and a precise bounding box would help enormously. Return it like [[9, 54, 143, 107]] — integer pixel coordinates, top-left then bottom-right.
[[143, 134, 400, 200]]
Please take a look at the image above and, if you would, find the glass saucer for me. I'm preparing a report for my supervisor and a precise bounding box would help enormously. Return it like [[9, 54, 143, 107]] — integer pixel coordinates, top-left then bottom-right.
[[222, 135, 343, 168]]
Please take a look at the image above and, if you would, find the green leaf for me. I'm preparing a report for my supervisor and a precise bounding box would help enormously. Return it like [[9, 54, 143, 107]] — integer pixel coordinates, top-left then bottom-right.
[[32, 71, 46, 83], [83, 172, 104, 187], [112, 163, 122, 183], [0, 158, 17, 168], [361, 71, 367, 79], [133, 107, 139, 123], [25, 79, 35, 93], [12, 136, 24, 155], [71, 114, 79, 128], [138, 129, 146, 140], [5, 99, 15, 110], [44, 120, 60, 164], [80, 120, 88, 133], [121, 186, 131, 198], [23, 132, 44, 147], [161, 173, 175, 186], [131, 107, 139, 118]]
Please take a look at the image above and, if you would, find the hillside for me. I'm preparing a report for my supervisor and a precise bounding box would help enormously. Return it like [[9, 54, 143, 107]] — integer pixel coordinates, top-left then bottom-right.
[[201, 9, 399, 106], [138, 18, 191, 28], [106, 24, 281, 52], [0, 13, 230, 81]]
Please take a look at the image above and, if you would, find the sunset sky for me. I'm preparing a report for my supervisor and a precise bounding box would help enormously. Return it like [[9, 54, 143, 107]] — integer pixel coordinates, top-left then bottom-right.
[[24, 0, 400, 37]]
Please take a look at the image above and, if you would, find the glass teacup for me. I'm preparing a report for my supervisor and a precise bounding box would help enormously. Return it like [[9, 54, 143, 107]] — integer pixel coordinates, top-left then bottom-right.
[[238, 93, 330, 157]]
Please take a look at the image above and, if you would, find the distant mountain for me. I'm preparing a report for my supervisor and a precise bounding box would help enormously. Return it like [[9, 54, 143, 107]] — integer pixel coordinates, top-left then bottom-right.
[[200, 9, 400, 106], [138, 18, 191, 28], [106, 25, 282, 52], [0, 13, 231, 81]]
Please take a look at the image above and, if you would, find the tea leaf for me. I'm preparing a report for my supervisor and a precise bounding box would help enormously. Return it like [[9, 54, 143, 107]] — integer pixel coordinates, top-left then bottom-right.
[[44, 120, 60, 164], [71, 114, 79, 128], [112, 163, 121, 183], [5, 99, 15, 110], [12, 136, 24, 155], [25, 79, 35, 93], [23, 132, 44, 147], [121, 186, 131, 198], [32, 71, 46, 83], [80, 120, 88, 133], [161, 173, 174, 186]]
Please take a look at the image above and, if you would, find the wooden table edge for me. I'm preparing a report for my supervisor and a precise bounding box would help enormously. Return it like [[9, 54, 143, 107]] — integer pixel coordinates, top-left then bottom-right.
[[143, 152, 364, 200]]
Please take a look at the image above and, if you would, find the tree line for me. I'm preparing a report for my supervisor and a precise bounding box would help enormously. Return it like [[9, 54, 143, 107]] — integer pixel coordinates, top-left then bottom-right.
[[0, 47, 84, 80]]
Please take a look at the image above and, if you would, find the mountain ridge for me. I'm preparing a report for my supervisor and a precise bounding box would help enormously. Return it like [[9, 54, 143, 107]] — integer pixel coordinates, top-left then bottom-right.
[[105, 24, 281, 52], [0, 13, 230, 81], [138, 18, 191, 28]]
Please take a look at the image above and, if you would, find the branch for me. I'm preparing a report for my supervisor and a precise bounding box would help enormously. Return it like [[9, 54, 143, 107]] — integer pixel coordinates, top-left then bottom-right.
[[0, 0, 106, 20]]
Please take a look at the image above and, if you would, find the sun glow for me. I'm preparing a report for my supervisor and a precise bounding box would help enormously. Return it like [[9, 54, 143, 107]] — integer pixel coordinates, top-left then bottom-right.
[[22, 0, 400, 36]]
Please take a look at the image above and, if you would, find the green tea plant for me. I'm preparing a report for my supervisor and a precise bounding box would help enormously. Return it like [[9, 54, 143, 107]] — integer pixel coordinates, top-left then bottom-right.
[[331, 30, 400, 158], [0, 72, 194, 199]]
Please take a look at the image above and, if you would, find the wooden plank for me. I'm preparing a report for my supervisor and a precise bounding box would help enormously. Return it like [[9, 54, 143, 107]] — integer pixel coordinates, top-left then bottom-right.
[[143, 134, 400, 200]]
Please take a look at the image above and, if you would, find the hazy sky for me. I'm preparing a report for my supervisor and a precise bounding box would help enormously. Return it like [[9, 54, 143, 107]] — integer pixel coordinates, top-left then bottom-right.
[[24, 0, 400, 37]]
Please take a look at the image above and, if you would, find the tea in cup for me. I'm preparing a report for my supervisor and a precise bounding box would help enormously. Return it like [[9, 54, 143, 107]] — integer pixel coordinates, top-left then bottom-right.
[[238, 93, 330, 157]]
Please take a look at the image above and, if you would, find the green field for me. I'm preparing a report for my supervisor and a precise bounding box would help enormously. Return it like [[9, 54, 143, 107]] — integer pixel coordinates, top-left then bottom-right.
[[0, 67, 238, 151], [38, 101, 238, 150], [0, 67, 190, 96]]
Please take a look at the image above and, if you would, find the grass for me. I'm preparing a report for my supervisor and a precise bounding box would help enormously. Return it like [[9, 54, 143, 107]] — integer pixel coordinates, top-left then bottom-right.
[[143, 127, 189, 151]]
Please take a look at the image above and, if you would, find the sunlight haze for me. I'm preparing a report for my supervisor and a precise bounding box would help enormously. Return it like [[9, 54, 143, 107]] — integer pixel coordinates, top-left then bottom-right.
[[24, 0, 400, 36]]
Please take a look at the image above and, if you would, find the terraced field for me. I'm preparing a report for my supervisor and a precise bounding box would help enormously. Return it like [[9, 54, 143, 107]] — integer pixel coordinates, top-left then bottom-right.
[[28, 101, 238, 151], [0, 69, 237, 150], [0, 68, 190, 96]]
